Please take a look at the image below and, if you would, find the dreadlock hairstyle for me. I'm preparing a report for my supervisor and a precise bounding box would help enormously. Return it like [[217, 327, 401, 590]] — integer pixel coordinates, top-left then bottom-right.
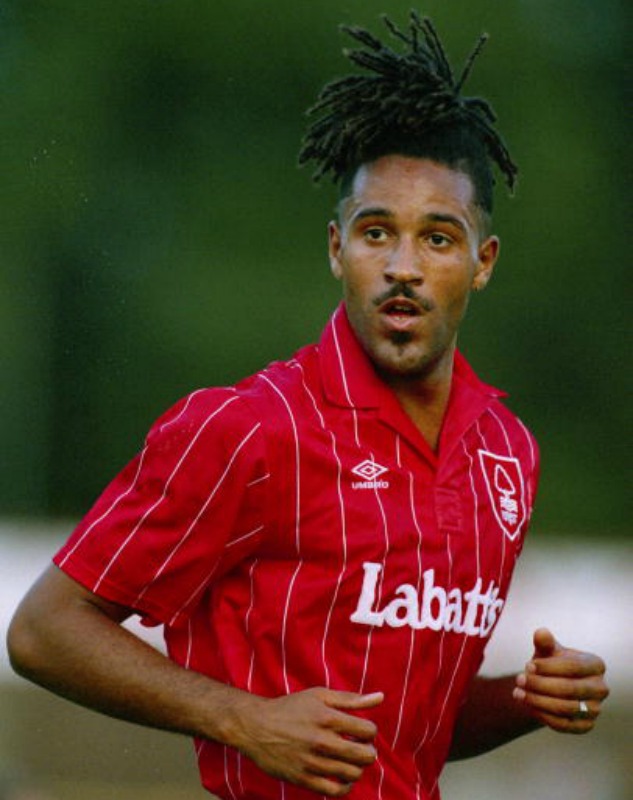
[[298, 10, 518, 219]]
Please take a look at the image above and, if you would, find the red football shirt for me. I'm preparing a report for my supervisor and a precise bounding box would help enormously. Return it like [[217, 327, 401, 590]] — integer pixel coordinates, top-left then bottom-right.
[[55, 304, 539, 799]]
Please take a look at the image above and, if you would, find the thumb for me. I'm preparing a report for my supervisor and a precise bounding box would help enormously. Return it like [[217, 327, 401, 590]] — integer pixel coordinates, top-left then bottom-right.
[[532, 627, 560, 659], [325, 690, 385, 711]]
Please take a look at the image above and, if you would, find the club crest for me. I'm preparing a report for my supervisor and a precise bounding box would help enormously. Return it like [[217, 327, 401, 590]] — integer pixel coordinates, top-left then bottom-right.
[[477, 450, 526, 541]]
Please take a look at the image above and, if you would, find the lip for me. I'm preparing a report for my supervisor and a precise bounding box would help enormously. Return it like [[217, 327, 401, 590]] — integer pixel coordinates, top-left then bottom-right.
[[377, 296, 425, 332]]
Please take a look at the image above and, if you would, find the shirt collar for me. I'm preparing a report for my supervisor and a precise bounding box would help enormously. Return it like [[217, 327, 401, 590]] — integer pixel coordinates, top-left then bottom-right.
[[319, 302, 505, 411]]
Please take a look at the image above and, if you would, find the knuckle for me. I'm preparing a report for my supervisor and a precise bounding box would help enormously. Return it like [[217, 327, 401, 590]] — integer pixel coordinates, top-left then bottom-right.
[[313, 732, 336, 754], [338, 764, 363, 782], [358, 747, 377, 766]]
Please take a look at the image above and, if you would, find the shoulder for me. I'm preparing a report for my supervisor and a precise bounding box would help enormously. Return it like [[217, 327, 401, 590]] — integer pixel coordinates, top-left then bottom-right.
[[483, 398, 540, 472], [148, 387, 248, 442], [232, 344, 320, 428], [142, 386, 267, 476], [145, 343, 321, 456]]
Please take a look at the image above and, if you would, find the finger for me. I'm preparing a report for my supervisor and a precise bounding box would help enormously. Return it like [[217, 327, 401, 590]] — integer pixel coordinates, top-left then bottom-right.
[[325, 690, 385, 711], [532, 708, 597, 735], [532, 627, 559, 658], [530, 652, 607, 679], [298, 772, 355, 797], [321, 690, 383, 740], [315, 733, 377, 767], [329, 712, 379, 742], [305, 752, 366, 783], [518, 671, 608, 700], [513, 686, 600, 721]]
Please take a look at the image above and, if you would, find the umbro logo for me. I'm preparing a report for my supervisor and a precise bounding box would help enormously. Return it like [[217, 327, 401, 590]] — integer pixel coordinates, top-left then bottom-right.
[[351, 460, 390, 490], [352, 460, 388, 480]]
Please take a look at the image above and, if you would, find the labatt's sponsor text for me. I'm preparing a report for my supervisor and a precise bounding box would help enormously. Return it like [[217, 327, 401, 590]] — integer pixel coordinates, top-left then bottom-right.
[[350, 562, 505, 638]]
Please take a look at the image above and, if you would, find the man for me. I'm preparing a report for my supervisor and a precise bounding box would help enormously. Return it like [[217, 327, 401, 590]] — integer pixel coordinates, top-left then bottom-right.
[[7, 12, 608, 800]]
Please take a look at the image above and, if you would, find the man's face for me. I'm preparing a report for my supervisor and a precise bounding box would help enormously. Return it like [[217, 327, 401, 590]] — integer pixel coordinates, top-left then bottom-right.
[[328, 155, 499, 386]]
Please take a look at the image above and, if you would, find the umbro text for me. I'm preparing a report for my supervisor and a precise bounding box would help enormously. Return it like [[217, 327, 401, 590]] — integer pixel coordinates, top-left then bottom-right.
[[351, 479, 390, 490]]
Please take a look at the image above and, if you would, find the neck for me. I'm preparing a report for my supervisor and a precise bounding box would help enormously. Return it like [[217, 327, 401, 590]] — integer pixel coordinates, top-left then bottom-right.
[[380, 355, 455, 453]]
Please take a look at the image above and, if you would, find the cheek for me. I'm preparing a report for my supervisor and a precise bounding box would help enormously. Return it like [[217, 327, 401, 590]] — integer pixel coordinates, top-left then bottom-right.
[[340, 263, 375, 302], [432, 274, 474, 323]]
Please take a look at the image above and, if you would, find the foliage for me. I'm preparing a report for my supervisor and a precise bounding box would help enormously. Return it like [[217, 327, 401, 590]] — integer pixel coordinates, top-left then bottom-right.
[[1, 0, 628, 535]]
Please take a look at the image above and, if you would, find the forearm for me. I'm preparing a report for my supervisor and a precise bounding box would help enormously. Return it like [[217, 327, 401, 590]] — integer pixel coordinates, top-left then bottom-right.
[[8, 568, 384, 796], [7, 567, 251, 746], [448, 675, 542, 761]]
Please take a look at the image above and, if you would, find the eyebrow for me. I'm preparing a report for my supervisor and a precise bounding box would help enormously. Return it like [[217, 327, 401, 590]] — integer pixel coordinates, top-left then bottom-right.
[[350, 207, 467, 233], [350, 207, 393, 224], [425, 212, 467, 234]]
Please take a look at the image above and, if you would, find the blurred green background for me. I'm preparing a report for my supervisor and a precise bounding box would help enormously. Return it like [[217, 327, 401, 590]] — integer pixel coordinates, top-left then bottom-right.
[[1, 0, 629, 535]]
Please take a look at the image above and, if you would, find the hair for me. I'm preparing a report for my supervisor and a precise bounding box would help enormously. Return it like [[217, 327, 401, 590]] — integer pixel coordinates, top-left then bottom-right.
[[298, 11, 518, 220]]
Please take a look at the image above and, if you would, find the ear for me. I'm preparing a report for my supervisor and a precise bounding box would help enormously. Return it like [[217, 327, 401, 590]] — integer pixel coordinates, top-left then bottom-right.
[[328, 221, 343, 280], [472, 235, 500, 292]]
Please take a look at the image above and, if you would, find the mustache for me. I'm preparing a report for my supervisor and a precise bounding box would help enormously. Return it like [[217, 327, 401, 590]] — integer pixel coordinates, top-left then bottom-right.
[[372, 283, 435, 312]]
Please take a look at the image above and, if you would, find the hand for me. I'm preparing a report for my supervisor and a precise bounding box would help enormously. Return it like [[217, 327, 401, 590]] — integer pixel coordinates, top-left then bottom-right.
[[513, 628, 609, 733], [231, 687, 383, 796]]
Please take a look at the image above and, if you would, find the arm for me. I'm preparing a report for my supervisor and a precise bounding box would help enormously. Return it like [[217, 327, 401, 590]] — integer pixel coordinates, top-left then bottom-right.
[[449, 627, 609, 761], [7, 565, 382, 797]]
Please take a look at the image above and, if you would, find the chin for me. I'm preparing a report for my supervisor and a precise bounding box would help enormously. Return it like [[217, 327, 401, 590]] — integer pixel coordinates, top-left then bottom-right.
[[374, 348, 433, 380]]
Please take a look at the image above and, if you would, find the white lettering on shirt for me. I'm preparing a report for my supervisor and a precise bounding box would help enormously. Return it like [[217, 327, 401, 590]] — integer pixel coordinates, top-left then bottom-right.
[[350, 561, 505, 638]]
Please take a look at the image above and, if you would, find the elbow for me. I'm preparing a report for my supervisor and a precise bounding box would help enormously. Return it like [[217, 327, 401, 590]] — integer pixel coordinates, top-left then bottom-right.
[[6, 606, 47, 683]]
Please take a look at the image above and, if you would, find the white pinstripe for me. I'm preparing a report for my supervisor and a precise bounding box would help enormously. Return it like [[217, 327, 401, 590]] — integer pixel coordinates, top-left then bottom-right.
[[184, 616, 194, 669], [294, 361, 348, 689], [377, 760, 386, 800], [245, 559, 259, 693], [331, 313, 361, 448], [327, 334, 390, 793], [168, 560, 222, 628], [156, 388, 212, 434], [223, 744, 238, 800], [515, 415, 538, 507], [392, 435, 425, 750], [225, 525, 265, 549], [246, 473, 270, 488], [259, 373, 302, 696], [358, 449, 391, 696], [487, 409, 512, 454], [461, 438, 482, 577]]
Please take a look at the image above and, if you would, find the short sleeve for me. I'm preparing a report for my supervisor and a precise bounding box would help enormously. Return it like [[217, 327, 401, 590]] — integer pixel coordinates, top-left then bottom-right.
[[54, 388, 270, 626]]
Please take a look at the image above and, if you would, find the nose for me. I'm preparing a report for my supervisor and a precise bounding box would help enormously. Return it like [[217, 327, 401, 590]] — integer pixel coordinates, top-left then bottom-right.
[[384, 238, 423, 285]]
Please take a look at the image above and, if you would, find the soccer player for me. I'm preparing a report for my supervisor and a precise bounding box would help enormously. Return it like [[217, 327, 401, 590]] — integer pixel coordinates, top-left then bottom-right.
[[7, 12, 608, 800]]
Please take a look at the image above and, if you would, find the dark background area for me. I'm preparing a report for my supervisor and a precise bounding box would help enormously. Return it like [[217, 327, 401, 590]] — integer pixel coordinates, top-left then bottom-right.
[[1, 0, 629, 536]]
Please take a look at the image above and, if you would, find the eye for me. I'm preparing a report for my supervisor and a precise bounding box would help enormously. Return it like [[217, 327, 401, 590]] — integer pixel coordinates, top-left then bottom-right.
[[427, 232, 452, 248], [363, 227, 389, 243]]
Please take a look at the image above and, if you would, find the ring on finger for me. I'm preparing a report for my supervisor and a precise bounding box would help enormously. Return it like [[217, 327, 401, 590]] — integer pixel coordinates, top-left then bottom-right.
[[575, 699, 591, 720]]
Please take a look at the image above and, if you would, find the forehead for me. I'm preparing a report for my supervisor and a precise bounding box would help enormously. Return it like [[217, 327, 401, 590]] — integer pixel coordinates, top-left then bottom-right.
[[341, 155, 478, 225]]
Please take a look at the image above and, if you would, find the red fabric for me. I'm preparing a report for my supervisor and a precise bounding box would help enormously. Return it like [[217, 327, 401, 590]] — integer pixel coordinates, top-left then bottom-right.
[[55, 303, 540, 800]]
